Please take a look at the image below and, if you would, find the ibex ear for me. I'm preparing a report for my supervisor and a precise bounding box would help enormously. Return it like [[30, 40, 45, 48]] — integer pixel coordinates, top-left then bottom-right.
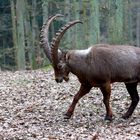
[[61, 49, 68, 58], [58, 49, 62, 59], [58, 49, 68, 60]]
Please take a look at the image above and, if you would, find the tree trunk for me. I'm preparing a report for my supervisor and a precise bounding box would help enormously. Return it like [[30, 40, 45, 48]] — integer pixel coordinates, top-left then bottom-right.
[[16, 0, 26, 70], [115, 0, 123, 44], [73, 0, 80, 49], [24, 0, 34, 69], [136, 9, 140, 47], [82, 1, 89, 47], [89, 0, 100, 45], [108, 0, 124, 44], [64, 0, 71, 49], [10, 0, 17, 68], [41, 0, 49, 65], [73, 0, 84, 49], [42, 0, 48, 22], [31, 0, 41, 68]]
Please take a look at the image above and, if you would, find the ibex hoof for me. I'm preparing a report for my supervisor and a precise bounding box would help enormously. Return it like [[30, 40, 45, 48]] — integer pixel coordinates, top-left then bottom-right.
[[122, 114, 130, 120], [104, 115, 113, 121], [64, 113, 72, 119]]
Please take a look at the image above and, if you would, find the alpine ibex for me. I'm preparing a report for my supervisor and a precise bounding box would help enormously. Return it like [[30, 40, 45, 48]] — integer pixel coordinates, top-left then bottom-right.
[[40, 14, 139, 121]]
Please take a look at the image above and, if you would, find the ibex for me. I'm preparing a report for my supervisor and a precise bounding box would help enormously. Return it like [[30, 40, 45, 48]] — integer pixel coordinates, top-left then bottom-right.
[[40, 14, 139, 121]]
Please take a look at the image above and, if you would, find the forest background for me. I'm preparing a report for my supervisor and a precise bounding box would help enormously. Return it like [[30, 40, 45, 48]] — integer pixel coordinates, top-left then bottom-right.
[[0, 0, 140, 70]]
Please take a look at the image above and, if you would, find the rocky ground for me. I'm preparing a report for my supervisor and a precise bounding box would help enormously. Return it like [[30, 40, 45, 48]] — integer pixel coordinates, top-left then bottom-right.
[[0, 69, 139, 140]]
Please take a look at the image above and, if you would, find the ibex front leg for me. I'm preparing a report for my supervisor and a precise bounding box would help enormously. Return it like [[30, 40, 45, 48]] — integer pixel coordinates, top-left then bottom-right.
[[64, 84, 92, 119], [100, 83, 113, 121]]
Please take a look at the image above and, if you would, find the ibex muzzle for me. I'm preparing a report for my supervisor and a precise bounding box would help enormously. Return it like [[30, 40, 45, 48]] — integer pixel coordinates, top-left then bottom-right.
[[54, 65, 69, 83], [55, 76, 63, 83], [40, 14, 139, 121]]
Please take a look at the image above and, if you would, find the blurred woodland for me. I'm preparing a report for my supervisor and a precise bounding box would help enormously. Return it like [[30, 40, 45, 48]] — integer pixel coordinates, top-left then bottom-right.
[[0, 0, 140, 70]]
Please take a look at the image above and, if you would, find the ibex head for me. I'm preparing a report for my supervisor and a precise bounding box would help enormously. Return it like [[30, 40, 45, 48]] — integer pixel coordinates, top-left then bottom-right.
[[40, 14, 82, 83]]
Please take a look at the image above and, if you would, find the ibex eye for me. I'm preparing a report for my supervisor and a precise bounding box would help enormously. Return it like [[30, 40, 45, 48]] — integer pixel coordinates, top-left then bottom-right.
[[57, 64, 63, 69]]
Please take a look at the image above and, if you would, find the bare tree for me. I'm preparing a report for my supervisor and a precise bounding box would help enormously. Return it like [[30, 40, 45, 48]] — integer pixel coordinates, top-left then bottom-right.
[[16, 0, 26, 70]]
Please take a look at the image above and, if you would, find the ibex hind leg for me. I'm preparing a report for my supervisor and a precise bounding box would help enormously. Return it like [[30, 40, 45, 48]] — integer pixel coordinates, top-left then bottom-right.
[[123, 82, 139, 119]]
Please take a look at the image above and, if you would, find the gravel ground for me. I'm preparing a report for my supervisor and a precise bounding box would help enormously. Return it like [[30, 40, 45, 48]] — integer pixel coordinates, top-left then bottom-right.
[[0, 69, 139, 140]]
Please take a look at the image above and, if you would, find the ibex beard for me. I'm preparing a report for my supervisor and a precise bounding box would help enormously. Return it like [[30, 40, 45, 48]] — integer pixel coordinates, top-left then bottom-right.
[[40, 14, 139, 121]]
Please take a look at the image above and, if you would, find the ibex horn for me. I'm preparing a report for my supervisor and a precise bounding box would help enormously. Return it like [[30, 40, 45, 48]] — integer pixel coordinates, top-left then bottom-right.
[[40, 14, 63, 62], [51, 20, 83, 67]]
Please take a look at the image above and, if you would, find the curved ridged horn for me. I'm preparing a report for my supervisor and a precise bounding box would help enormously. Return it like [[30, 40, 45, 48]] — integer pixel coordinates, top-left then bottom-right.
[[51, 20, 83, 67], [40, 14, 63, 62]]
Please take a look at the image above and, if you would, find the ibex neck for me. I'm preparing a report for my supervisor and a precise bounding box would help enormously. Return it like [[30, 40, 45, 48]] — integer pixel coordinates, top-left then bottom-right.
[[66, 47, 92, 80]]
